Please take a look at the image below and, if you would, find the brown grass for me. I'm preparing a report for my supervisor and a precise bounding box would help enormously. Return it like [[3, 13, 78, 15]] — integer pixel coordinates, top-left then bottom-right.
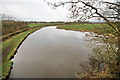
[[2, 20, 28, 35]]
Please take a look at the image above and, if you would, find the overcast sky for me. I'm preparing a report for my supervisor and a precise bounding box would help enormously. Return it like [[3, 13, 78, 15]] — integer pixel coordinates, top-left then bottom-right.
[[0, 0, 115, 22]]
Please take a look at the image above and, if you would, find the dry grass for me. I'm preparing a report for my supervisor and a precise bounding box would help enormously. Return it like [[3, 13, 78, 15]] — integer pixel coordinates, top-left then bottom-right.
[[2, 20, 28, 35]]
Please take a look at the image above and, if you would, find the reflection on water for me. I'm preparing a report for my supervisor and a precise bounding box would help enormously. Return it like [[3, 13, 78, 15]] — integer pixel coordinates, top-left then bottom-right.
[[10, 26, 92, 78]]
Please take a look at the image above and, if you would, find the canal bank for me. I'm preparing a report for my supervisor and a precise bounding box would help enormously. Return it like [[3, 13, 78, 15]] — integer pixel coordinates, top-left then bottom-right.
[[2, 23, 67, 80], [2, 26, 45, 80]]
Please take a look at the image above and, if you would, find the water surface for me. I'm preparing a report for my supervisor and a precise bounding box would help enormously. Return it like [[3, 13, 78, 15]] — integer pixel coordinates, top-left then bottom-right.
[[10, 26, 92, 78]]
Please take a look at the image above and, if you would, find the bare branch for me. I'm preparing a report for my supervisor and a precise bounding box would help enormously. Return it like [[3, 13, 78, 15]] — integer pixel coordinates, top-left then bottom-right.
[[103, 1, 120, 6], [47, 0, 120, 34]]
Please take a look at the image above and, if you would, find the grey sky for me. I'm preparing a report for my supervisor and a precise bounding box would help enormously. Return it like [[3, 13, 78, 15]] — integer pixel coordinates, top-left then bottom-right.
[[0, 0, 115, 21]]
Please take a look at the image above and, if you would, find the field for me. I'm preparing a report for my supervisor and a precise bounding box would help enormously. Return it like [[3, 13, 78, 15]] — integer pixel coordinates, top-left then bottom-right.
[[28, 22, 65, 27], [57, 23, 115, 34]]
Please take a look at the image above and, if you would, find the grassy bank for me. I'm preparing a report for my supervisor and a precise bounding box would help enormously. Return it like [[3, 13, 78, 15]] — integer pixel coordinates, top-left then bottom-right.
[[57, 23, 114, 34], [2, 22, 65, 79], [28, 22, 65, 27], [1, 27, 44, 79]]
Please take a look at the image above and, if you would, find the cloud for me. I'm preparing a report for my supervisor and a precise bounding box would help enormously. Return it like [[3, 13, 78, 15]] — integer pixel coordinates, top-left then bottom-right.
[[0, 0, 69, 21], [0, 0, 115, 21]]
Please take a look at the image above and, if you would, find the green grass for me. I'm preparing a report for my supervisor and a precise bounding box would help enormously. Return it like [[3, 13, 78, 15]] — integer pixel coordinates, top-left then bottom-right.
[[2, 28, 41, 61], [2, 27, 44, 79], [28, 24, 41, 27], [2, 61, 12, 79], [28, 23, 65, 27], [58, 23, 115, 34], [58, 23, 108, 30]]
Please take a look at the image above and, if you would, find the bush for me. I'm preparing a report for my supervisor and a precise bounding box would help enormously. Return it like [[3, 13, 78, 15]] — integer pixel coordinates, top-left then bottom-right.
[[2, 20, 28, 35]]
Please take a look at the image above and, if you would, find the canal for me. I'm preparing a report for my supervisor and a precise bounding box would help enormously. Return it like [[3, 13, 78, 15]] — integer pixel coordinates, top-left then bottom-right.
[[10, 26, 92, 78]]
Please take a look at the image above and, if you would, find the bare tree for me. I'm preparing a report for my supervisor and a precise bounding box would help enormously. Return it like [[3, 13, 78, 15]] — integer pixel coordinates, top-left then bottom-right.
[[47, 0, 120, 78], [47, 0, 120, 34]]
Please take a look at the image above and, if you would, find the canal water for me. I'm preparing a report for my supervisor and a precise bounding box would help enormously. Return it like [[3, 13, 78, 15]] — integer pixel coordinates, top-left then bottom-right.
[[10, 26, 92, 78]]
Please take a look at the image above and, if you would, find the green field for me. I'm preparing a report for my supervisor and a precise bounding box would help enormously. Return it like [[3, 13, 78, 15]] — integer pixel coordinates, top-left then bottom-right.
[[58, 23, 114, 34], [28, 23, 65, 27]]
